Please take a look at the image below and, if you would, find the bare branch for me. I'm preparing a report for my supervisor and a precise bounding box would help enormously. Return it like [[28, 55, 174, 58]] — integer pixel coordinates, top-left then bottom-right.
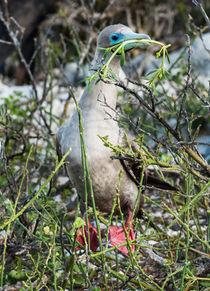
[[176, 34, 191, 131], [192, 0, 210, 29]]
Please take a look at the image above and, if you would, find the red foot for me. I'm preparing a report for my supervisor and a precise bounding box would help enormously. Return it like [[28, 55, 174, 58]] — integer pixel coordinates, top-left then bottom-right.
[[108, 211, 135, 257], [76, 212, 135, 257], [76, 220, 99, 252]]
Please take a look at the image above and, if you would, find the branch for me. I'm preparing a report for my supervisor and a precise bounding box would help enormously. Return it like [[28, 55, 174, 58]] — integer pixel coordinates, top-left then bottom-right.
[[102, 77, 210, 175], [192, 0, 210, 29]]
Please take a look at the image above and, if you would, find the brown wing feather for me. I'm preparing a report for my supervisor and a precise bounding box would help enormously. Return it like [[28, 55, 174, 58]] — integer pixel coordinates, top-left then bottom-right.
[[119, 132, 177, 191]]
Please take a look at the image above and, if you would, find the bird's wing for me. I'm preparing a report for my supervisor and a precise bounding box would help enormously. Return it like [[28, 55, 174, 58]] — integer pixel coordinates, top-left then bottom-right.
[[56, 126, 73, 183], [118, 131, 178, 191], [56, 135, 62, 163]]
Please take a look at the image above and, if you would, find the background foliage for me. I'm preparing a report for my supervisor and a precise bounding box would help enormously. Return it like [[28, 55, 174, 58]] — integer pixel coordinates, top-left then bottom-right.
[[0, 0, 209, 290]]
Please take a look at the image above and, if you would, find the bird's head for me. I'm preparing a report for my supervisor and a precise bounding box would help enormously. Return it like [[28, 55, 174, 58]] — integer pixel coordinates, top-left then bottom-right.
[[97, 24, 151, 51]]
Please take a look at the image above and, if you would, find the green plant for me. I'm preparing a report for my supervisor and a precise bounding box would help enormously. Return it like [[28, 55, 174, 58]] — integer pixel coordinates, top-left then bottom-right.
[[88, 39, 171, 91]]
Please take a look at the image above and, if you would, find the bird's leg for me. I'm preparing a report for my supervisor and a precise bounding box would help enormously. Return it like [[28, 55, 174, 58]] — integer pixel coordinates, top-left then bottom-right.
[[76, 219, 100, 252], [108, 210, 135, 256]]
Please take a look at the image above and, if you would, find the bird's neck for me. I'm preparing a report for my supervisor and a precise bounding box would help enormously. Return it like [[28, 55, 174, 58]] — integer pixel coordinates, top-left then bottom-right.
[[92, 49, 121, 74], [80, 51, 121, 117], [75, 52, 121, 144]]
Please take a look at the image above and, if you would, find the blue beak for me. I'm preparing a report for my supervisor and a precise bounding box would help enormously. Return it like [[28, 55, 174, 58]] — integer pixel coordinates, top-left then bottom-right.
[[110, 30, 151, 50], [122, 31, 151, 50]]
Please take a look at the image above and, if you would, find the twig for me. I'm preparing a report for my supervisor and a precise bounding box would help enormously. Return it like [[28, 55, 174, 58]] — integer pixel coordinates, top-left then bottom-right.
[[0, 146, 72, 230], [102, 78, 210, 174], [0, 39, 12, 45], [176, 34, 191, 131], [60, 214, 67, 267], [192, 0, 210, 29], [0, 12, 38, 101], [189, 82, 210, 110]]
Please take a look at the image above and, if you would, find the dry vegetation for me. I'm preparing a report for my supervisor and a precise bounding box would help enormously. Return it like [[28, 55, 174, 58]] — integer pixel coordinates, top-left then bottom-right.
[[0, 0, 210, 290]]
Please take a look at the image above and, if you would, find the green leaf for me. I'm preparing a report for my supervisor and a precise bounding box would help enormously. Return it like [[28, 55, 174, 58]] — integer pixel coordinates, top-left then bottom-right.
[[200, 281, 210, 287], [166, 49, 170, 64], [156, 51, 161, 58], [97, 46, 106, 50], [146, 69, 158, 76], [103, 48, 111, 59], [74, 217, 85, 229], [87, 80, 92, 93], [8, 270, 27, 282], [90, 287, 101, 291], [78, 76, 89, 84], [141, 76, 150, 80], [152, 84, 158, 96], [107, 68, 117, 80], [163, 70, 170, 79], [158, 72, 163, 79], [120, 47, 125, 67], [95, 77, 101, 85]]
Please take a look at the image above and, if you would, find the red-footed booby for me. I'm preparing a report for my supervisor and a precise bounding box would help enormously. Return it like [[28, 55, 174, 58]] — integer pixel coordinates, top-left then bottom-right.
[[56, 24, 175, 256]]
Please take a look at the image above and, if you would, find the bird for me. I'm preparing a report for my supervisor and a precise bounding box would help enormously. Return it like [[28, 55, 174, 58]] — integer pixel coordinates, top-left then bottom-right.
[[56, 24, 176, 256]]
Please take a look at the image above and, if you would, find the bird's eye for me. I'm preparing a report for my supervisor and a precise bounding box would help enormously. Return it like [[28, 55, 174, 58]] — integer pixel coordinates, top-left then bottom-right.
[[111, 34, 119, 41]]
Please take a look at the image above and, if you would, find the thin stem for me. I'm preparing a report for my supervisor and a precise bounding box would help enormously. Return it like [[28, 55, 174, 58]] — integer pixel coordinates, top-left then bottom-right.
[[0, 146, 72, 230], [94, 39, 170, 86], [70, 87, 108, 289]]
